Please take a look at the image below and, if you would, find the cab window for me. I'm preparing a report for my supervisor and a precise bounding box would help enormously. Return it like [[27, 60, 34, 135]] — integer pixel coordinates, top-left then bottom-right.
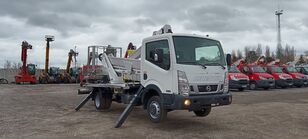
[[145, 40, 170, 70]]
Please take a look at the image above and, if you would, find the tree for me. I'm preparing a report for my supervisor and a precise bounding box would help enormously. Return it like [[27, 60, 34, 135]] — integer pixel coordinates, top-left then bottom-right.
[[4, 60, 12, 69], [231, 50, 237, 63], [305, 50, 308, 56], [256, 44, 262, 57], [246, 51, 258, 63], [265, 46, 270, 58], [237, 49, 243, 59], [276, 44, 284, 61], [265, 46, 274, 62], [12, 62, 21, 69], [298, 55, 306, 65], [244, 46, 250, 58]]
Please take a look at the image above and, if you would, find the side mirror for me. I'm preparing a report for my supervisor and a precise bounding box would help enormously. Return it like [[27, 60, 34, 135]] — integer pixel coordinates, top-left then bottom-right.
[[151, 49, 163, 63], [226, 54, 231, 66]]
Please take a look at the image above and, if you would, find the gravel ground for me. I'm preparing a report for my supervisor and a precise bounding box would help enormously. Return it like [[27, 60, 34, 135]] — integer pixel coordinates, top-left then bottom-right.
[[0, 84, 308, 139]]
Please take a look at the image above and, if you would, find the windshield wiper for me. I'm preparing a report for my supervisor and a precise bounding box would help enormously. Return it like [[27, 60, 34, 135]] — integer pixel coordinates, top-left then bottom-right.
[[206, 62, 226, 70], [180, 61, 207, 69]]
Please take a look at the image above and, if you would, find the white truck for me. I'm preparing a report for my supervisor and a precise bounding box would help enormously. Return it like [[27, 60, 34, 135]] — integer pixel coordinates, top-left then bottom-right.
[[75, 25, 232, 127]]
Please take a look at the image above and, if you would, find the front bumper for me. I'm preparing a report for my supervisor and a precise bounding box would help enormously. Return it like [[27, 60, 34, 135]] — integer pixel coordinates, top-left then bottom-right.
[[275, 79, 293, 87], [163, 93, 232, 111], [293, 78, 304, 87], [255, 80, 275, 88], [229, 79, 249, 89]]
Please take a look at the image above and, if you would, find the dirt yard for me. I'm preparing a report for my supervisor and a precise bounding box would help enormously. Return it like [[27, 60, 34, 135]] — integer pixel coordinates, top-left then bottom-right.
[[0, 84, 308, 139]]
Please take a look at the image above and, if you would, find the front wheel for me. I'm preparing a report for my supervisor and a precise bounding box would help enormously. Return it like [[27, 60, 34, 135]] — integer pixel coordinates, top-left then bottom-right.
[[146, 96, 167, 123], [193, 107, 211, 117], [249, 82, 257, 90]]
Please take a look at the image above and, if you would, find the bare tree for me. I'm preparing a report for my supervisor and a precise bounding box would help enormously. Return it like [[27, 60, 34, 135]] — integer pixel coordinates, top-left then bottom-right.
[[256, 44, 262, 57], [231, 50, 237, 63], [4, 60, 12, 69], [237, 49, 243, 59], [305, 50, 308, 56]]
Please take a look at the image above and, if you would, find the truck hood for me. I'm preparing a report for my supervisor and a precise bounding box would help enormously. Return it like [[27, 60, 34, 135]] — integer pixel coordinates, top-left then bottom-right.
[[229, 73, 249, 79], [176, 64, 226, 84], [254, 73, 273, 79], [273, 73, 292, 79], [289, 73, 306, 78]]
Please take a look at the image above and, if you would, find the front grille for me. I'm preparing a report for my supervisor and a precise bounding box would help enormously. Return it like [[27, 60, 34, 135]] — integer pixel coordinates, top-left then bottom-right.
[[286, 79, 293, 83], [197, 85, 218, 92], [238, 79, 248, 85]]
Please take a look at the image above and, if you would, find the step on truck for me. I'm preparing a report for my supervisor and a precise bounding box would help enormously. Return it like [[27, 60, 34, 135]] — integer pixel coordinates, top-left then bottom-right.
[[75, 25, 232, 127]]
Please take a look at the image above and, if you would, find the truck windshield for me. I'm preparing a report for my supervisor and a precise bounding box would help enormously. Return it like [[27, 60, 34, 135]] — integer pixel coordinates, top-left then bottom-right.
[[173, 36, 226, 66], [304, 67, 308, 72], [287, 66, 298, 73], [229, 66, 240, 73], [251, 66, 266, 73], [271, 66, 283, 73]]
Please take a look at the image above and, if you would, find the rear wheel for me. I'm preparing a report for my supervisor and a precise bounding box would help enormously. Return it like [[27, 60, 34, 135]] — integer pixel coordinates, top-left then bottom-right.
[[146, 96, 167, 123], [94, 90, 112, 110], [193, 107, 211, 117]]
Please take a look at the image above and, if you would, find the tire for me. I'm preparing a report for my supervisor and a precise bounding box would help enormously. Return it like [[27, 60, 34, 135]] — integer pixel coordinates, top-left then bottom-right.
[[94, 90, 112, 110], [238, 88, 244, 91], [0, 79, 8, 84], [249, 82, 257, 90], [193, 106, 211, 117], [146, 96, 167, 123]]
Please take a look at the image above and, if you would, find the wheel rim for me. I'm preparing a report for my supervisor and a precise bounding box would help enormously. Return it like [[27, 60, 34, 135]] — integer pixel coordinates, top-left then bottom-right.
[[95, 95, 100, 107], [149, 101, 160, 119], [250, 83, 256, 90]]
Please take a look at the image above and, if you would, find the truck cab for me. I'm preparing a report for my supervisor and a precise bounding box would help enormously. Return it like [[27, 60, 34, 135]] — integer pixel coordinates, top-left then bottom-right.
[[296, 66, 308, 78], [238, 63, 275, 90], [140, 33, 231, 114], [281, 65, 307, 87], [265, 65, 293, 88], [228, 65, 249, 91]]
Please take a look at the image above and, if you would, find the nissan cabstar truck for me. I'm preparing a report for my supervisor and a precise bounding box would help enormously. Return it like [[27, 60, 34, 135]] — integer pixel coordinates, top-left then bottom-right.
[[76, 25, 232, 125]]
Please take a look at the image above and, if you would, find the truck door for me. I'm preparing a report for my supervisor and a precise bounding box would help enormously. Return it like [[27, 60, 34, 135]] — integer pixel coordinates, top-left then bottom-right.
[[141, 39, 173, 94]]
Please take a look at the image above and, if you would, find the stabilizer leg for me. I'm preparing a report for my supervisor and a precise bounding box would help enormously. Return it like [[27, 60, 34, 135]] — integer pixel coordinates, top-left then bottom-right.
[[115, 86, 144, 128]]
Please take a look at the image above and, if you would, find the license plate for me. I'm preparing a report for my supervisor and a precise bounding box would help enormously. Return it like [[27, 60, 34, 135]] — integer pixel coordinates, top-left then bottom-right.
[[242, 85, 247, 88]]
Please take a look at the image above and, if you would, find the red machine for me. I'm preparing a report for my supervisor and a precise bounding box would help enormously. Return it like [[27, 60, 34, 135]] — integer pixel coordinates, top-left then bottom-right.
[[265, 60, 293, 88], [15, 41, 37, 84], [235, 58, 275, 90], [280, 63, 307, 87], [228, 65, 249, 91]]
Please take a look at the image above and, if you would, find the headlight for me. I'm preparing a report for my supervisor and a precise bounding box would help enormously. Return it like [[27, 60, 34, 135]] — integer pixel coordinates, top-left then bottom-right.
[[259, 76, 267, 80], [223, 72, 229, 93], [279, 75, 286, 80], [178, 70, 190, 96], [296, 75, 303, 79], [230, 75, 239, 81]]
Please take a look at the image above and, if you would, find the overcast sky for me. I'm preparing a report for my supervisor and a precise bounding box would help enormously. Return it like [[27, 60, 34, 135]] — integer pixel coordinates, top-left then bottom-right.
[[0, 0, 307, 68]]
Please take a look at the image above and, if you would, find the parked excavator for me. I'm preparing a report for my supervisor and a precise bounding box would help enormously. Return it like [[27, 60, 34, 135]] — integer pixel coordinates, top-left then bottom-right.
[[39, 35, 62, 83], [15, 41, 37, 84], [62, 49, 79, 83]]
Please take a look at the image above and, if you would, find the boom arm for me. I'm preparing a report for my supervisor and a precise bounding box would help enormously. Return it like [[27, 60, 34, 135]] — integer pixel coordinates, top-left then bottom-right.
[[66, 49, 78, 73]]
